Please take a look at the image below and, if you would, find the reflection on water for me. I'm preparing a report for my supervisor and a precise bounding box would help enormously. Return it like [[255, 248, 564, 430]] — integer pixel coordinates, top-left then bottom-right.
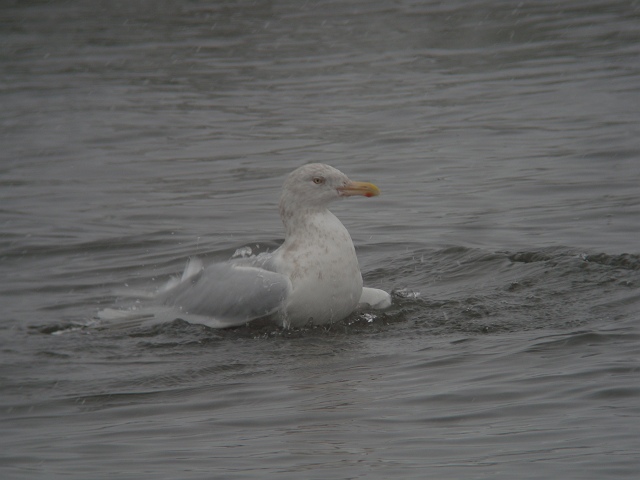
[[1, 1, 640, 478]]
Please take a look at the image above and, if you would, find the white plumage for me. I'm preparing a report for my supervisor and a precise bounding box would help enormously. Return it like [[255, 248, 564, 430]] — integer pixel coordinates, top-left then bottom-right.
[[101, 163, 390, 329]]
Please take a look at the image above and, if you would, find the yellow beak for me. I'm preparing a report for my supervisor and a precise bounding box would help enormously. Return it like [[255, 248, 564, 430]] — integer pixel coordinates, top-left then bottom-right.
[[338, 181, 380, 198]]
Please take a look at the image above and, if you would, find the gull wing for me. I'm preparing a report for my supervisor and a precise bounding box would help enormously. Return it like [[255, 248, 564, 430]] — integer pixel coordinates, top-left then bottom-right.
[[157, 260, 291, 327]]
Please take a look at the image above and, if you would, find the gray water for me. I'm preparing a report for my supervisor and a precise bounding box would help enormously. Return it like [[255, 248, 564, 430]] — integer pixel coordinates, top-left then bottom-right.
[[2, 1, 640, 478]]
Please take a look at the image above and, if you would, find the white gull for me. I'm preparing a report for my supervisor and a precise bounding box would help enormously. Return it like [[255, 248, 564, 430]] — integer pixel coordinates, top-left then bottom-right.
[[100, 163, 391, 329]]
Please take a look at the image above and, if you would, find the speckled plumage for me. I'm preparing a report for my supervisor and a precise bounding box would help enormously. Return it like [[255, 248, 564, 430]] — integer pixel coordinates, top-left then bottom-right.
[[104, 164, 391, 329]]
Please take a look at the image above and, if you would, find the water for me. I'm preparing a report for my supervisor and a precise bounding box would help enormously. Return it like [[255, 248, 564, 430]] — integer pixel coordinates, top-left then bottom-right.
[[2, 1, 640, 478]]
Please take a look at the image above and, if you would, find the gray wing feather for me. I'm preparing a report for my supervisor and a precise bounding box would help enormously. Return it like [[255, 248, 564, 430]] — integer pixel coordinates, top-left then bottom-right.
[[158, 261, 290, 325]]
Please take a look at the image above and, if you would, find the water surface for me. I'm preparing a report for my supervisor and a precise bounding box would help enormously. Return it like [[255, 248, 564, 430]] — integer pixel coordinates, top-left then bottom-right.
[[1, 1, 639, 478]]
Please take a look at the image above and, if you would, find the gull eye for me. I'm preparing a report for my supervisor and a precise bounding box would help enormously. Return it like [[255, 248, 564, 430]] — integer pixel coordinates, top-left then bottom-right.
[[312, 176, 325, 185]]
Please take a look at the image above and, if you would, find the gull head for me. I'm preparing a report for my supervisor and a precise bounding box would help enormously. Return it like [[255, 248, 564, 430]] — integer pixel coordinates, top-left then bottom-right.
[[280, 163, 380, 212]]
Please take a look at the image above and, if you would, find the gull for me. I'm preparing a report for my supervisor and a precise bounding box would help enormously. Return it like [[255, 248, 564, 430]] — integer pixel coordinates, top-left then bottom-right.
[[101, 163, 391, 328]]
